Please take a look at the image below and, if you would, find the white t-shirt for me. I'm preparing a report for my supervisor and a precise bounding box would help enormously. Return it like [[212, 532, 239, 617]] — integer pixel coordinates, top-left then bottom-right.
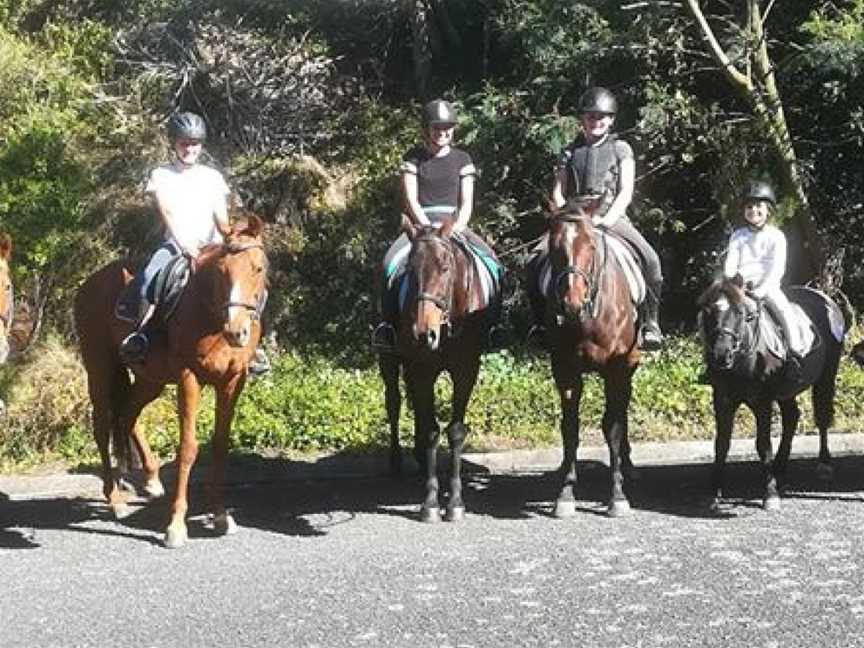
[[723, 224, 786, 298], [146, 162, 230, 251]]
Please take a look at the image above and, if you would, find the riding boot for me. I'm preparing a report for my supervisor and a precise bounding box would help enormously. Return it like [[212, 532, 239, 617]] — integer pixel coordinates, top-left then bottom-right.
[[641, 283, 663, 350], [371, 322, 397, 353], [119, 302, 155, 364]]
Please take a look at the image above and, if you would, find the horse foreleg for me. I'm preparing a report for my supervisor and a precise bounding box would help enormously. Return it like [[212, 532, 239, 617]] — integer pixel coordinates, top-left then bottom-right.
[[710, 390, 736, 512], [603, 372, 632, 517], [379, 354, 404, 476], [753, 401, 781, 511], [164, 370, 202, 549], [409, 370, 441, 523], [208, 375, 245, 537], [444, 358, 480, 521], [552, 366, 583, 519], [775, 398, 801, 493]]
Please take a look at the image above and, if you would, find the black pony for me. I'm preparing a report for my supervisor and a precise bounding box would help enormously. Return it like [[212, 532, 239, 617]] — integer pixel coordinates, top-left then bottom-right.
[[698, 275, 845, 511]]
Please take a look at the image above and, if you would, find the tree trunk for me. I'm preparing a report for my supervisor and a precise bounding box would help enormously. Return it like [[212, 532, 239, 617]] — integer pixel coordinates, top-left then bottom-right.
[[403, 0, 433, 99], [683, 0, 824, 283]]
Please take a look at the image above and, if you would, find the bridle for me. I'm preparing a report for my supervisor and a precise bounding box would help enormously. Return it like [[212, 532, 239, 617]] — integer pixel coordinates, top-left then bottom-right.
[[204, 241, 268, 322], [412, 232, 457, 331], [550, 213, 601, 322], [712, 297, 761, 360]]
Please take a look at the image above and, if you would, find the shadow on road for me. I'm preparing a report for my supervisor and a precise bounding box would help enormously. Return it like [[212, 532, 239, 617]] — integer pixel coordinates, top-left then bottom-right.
[[2, 452, 863, 549]]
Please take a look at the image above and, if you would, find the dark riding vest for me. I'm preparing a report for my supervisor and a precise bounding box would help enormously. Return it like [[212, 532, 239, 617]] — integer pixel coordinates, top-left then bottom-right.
[[559, 135, 630, 214]]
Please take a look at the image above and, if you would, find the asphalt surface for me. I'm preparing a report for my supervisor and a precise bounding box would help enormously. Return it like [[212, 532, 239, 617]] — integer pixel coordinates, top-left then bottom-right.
[[3, 434, 864, 647]]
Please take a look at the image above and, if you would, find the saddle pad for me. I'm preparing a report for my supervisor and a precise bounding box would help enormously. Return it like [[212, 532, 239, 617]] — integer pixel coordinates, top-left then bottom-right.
[[390, 241, 501, 314], [538, 231, 646, 306], [759, 302, 816, 359]]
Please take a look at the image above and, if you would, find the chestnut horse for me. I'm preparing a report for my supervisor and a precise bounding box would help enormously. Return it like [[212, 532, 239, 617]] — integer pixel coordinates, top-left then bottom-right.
[[74, 216, 267, 548], [699, 275, 845, 511], [543, 205, 640, 518], [379, 218, 495, 522], [0, 234, 12, 365]]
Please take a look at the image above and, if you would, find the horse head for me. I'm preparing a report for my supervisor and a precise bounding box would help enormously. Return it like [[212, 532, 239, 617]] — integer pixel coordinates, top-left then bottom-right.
[[548, 205, 597, 326], [404, 218, 459, 352], [198, 215, 268, 349], [698, 274, 760, 374], [0, 234, 12, 364]]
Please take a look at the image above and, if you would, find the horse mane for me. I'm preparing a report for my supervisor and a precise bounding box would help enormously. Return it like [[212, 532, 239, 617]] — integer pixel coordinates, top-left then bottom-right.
[[698, 274, 746, 308]]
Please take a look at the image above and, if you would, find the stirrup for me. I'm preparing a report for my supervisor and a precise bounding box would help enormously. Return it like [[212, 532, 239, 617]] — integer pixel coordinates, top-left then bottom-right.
[[249, 347, 271, 378], [371, 322, 397, 353], [486, 326, 506, 352], [119, 332, 149, 364], [641, 324, 663, 350]]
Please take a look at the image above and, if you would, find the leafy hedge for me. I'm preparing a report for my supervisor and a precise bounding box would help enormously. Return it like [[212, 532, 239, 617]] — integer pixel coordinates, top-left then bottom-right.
[[3, 333, 864, 472]]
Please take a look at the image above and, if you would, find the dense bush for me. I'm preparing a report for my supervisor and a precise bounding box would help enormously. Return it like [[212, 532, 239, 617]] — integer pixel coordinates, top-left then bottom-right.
[[4, 333, 864, 472]]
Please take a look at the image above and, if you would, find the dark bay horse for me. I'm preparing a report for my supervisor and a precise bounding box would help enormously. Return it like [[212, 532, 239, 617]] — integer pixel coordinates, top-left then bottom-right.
[[0, 234, 12, 365], [74, 216, 267, 548], [699, 275, 845, 511], [543, 205, 640, 518], [379, 218, 494, 522]]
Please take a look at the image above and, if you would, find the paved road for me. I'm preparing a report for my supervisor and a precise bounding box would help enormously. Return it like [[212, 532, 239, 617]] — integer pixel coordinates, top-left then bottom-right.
[[2, 439, 864, 647]]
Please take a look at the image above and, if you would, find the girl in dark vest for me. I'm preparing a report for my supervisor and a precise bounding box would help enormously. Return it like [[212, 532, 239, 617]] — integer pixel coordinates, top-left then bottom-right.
[[527, 86, 663, 349]]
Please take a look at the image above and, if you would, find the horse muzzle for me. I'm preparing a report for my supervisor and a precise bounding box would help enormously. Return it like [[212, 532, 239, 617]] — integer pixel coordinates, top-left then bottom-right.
[[413, 324, 442, 351]]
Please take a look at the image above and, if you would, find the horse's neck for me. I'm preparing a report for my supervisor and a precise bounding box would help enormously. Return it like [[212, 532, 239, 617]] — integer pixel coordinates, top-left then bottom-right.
[[452, 243, 482, 315]]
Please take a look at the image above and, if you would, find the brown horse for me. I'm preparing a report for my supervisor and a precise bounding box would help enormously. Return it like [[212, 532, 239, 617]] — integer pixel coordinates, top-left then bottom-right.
[[542, 205, 640, 517], [74, 216, 267, 548], [379, 218, 495, 522], [0, 234, 12, 364]]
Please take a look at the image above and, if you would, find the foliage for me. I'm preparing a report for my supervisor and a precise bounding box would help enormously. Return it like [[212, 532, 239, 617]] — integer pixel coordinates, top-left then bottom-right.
[[6, 333, 864, 472]]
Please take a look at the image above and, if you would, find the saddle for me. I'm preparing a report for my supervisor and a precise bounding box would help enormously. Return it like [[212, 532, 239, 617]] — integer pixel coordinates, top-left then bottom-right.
[[537, 230, 646, 307], [116, 254, 191, 325]]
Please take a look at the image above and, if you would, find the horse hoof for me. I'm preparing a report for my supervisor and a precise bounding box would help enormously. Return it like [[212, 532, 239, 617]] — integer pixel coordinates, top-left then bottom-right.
[[118, 475, 136, 493], [607, 499, 631, 517], [445, 506, 465, 522], [763, 496, 782, 512], [553, 500, 576, 519], [420, 506, 442, 523], [214, 512, 238, 536], [816, 462, 834, 482], [164, 524, 188, 549], [144, 478, 165, 499]]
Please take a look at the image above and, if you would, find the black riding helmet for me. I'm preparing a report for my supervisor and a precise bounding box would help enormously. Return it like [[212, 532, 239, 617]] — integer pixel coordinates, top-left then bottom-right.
[[167, 111, 207, 141], [578, 87, 617, 115], [744, 180, 776, 206], [423, 99, 457, 127]]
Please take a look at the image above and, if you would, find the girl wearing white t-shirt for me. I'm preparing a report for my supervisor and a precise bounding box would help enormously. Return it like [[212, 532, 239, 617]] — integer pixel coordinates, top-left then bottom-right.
[[118, 112, 231, 361]]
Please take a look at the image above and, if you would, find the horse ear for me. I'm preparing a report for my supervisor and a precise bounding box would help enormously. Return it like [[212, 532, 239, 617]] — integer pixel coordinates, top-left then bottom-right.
[[0, 234, 11, 260], [245, 215, 264, 239], [546, 198, 559, 216], [731, 273, 744, 288], [439, 218, 454, 237]]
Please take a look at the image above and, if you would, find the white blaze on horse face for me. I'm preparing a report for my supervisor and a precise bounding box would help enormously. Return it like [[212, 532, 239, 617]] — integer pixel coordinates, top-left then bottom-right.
[[227, 280, 252, 347]]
